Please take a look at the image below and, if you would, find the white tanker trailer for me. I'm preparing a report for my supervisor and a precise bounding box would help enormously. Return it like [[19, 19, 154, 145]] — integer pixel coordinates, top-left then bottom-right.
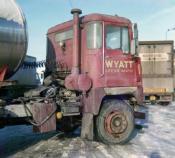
[[0, 0, 28, 80]]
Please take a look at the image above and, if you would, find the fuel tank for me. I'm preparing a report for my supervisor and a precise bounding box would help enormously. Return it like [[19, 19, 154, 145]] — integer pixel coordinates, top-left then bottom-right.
[[0, 0, 28, 79]]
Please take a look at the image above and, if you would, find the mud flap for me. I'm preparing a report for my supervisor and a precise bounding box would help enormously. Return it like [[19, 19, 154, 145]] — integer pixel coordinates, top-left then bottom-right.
[[81, 113, 94, 140], [134, 111, 145, 119], [32, 101, 56, 133], [134, 111, 146, 129]]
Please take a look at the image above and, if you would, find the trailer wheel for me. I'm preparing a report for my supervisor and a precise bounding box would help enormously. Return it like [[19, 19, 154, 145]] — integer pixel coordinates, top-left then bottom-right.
[[95, 99, 134, 144]]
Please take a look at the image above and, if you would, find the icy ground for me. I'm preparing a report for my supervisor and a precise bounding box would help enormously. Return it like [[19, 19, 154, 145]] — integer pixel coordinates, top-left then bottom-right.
[[0, 103, 175, 158]]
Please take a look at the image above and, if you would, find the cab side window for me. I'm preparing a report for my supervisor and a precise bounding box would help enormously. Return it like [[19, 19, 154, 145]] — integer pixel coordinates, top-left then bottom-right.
[[86, 22, 102, 49], [106, 26, 121, 49], [55, 29, 73, 42], [106, 26, 129, 53]]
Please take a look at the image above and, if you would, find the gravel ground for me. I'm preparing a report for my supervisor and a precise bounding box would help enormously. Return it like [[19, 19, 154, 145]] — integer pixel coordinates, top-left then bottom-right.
[[0, 103, 175, 158]]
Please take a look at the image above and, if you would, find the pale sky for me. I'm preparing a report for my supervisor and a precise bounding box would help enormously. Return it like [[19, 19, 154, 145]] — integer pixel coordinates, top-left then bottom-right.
[[16, 0, 175, 60]]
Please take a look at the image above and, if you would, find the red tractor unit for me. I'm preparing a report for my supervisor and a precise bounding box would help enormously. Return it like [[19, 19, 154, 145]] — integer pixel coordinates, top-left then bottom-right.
[[44, 9, 144, 144], [0, 3, 144, 145]]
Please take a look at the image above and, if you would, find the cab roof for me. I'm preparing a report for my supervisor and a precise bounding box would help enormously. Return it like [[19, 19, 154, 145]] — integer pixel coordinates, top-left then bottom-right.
[[47, 13, 131, 34]]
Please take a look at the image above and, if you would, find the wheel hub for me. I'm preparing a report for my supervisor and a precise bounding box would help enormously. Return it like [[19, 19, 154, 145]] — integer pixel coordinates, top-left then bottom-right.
[[105, 111, 128, 137]]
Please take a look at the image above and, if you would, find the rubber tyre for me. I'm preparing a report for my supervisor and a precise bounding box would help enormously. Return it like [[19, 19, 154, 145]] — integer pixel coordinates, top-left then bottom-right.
[[95, 99, 134, 145]]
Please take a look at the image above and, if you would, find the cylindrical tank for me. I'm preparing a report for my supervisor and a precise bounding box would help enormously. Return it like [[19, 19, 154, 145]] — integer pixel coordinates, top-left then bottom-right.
[[0, 0, 28, 79]]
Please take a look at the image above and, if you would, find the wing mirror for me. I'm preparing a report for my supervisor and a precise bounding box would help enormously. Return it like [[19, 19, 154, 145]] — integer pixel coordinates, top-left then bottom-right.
[[131, 23, 138, 56]]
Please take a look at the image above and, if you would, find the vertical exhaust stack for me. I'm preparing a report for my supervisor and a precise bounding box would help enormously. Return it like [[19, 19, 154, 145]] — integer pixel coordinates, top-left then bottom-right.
[[65, 9, 92, 91], [71, 8, 82, 75]]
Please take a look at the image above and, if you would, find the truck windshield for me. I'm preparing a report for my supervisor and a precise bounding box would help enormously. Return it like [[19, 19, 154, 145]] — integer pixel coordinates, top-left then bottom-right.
[[106, 26, 129, 53]]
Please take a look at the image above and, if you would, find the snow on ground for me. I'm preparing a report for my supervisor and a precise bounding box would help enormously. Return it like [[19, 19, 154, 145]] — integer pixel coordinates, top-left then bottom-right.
[[0, 103, 175, 158]]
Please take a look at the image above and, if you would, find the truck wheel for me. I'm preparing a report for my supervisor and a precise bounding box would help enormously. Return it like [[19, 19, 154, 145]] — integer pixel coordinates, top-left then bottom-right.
[[95, 99, 134, 144]]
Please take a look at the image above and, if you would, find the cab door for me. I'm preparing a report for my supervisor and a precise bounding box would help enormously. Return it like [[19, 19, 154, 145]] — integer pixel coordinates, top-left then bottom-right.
[[104, 23, 137, 87]]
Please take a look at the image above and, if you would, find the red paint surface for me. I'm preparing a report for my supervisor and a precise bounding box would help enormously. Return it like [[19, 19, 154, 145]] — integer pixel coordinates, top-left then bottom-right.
[[32, 102, 56, 133], [0, 66, 8, 82], [47, 13, 143, 112]]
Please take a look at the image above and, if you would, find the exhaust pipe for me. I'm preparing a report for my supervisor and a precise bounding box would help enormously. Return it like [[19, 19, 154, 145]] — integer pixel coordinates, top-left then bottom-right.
[[65, 9, 91, 92], [71, 8, 82, 74]]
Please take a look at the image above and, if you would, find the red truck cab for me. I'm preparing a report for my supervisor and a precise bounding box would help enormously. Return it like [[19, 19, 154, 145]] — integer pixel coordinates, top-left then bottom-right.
[[46, 9, 143, 144]]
